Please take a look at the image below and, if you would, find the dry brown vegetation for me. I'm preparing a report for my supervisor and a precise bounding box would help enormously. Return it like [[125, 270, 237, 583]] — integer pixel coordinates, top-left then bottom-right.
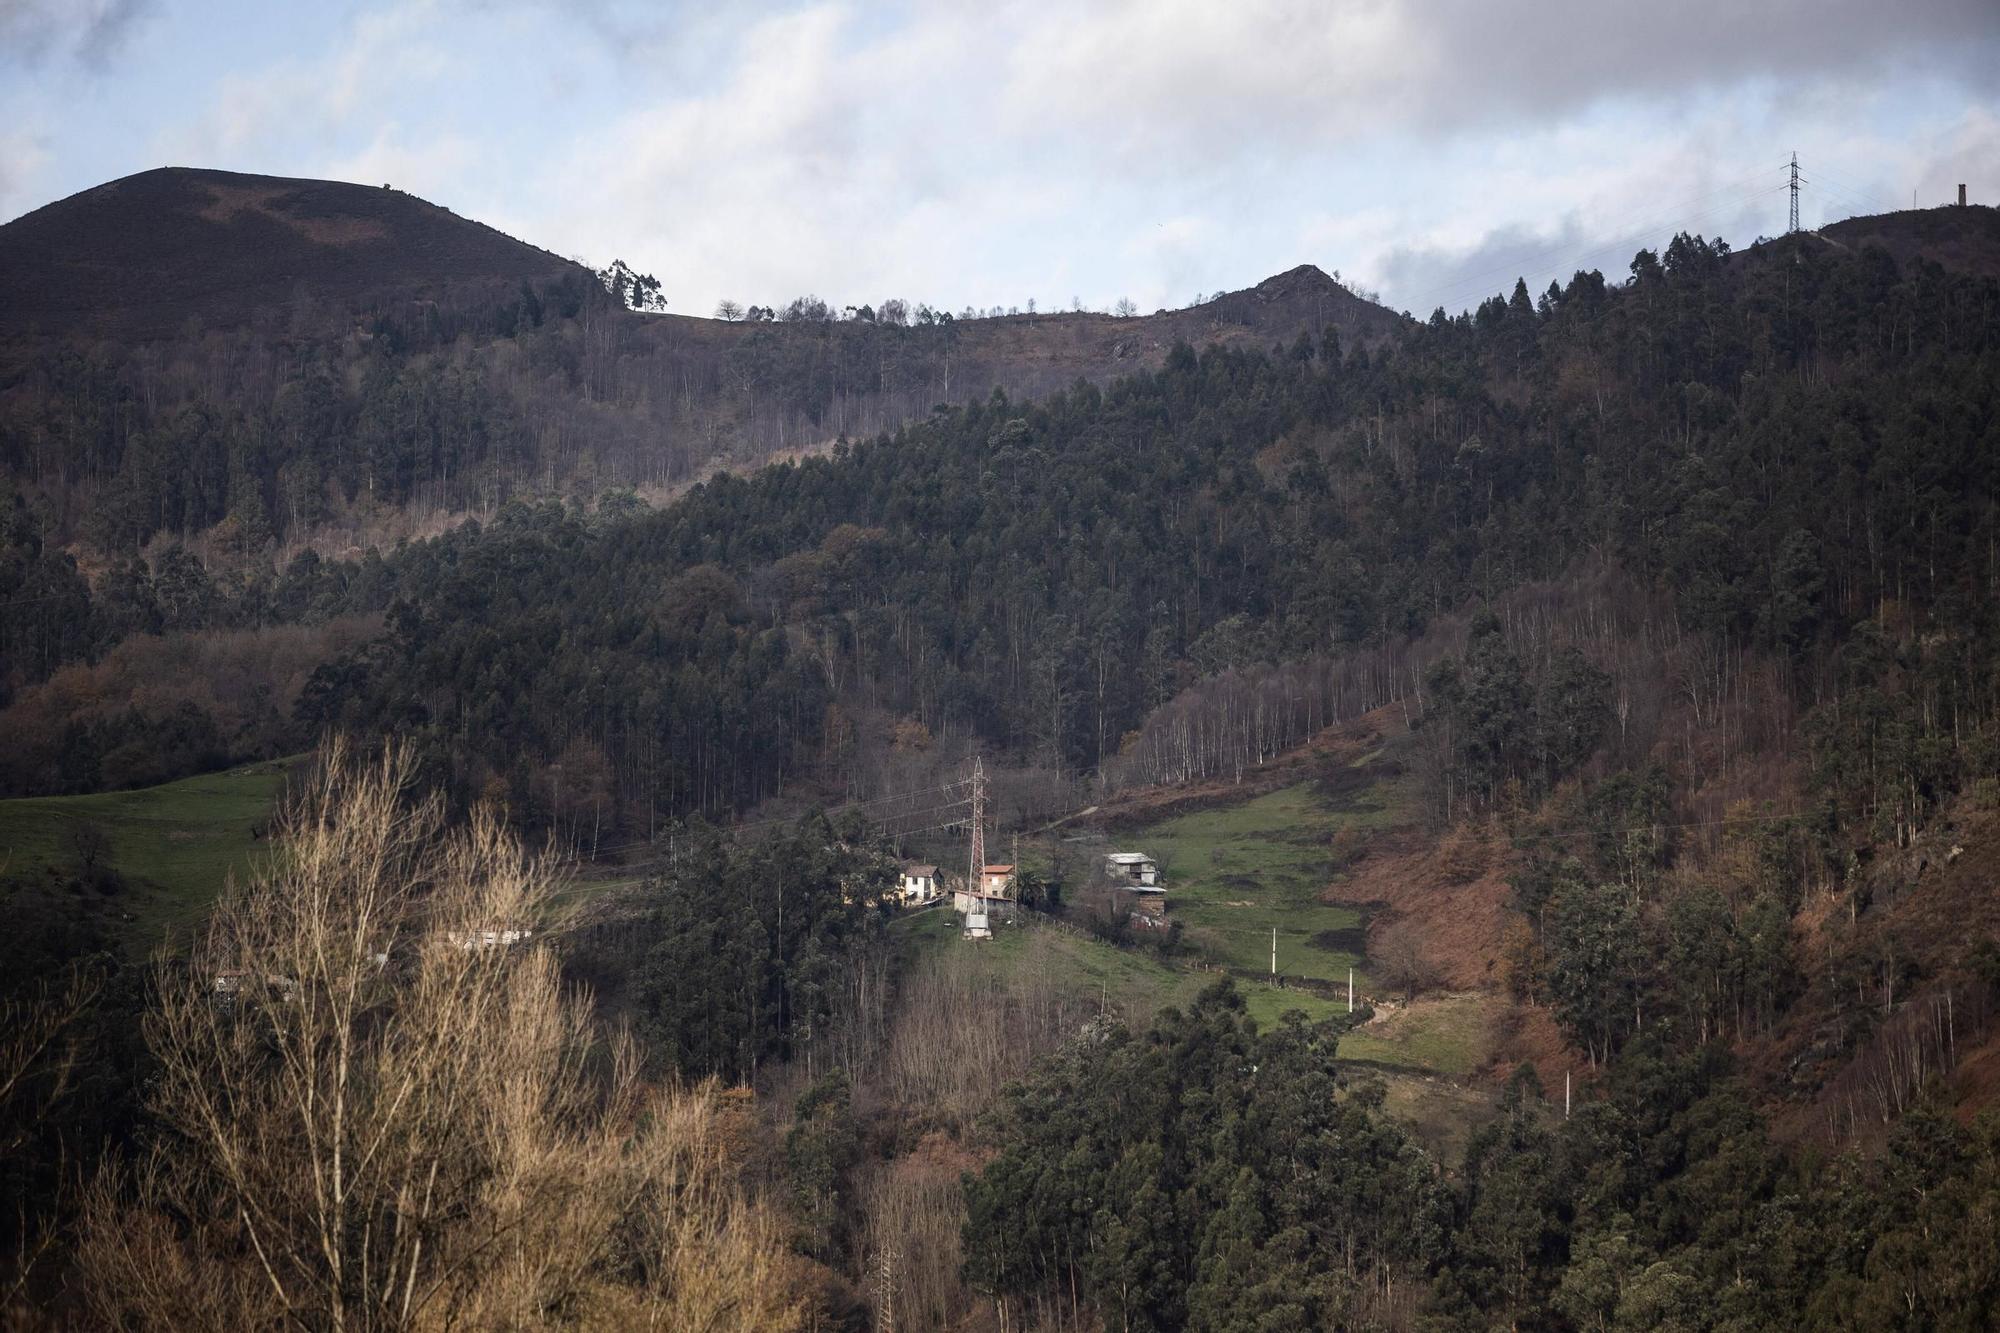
[[1335, 824, 1515, 996], [874, 938, 1099, 1141], [73, 741, 797, 1331], [832, 932, 1106, 1332], [1760, 800, 2000, 1149], [0, 617, 379, 793]]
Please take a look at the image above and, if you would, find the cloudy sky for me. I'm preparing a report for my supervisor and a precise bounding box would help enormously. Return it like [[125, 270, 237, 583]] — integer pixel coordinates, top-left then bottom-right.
[[4, 0, 1998, 318]]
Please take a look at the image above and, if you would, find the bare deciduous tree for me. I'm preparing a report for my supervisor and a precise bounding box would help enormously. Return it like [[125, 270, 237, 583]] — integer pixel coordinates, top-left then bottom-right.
[[1, 961, 103, 1314], [77, 740, 799, 1331], [1375, 919, 1441, 1003]]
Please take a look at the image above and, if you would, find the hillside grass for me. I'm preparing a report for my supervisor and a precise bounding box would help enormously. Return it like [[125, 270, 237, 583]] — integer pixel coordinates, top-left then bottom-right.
[[918, 748, 1497, 1081], [0, 760, 293, 947], [1337, 992, 1495, 1078], [890, 908, 1344, 1030], [1136, 777, 1405, 987]]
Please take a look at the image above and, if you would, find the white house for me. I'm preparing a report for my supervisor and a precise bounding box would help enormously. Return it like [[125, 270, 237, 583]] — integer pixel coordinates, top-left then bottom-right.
[[1103, 851, 1163, 891], [446, 928, 533, 950], [899, 863, 941, 903]]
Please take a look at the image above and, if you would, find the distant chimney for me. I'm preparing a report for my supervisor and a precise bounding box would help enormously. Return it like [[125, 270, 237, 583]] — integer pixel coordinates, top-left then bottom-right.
[[1960, 184, 1968, 207]]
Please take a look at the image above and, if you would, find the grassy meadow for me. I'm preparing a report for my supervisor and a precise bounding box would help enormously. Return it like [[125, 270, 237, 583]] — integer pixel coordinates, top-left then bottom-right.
[[891, 902, 1347, 1030], [1133, 765, 1410, 988], [0, 759, 293, 948]]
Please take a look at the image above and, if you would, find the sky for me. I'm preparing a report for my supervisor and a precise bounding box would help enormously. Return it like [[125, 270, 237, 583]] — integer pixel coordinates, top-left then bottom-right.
[[4, 0, 1998, 319]]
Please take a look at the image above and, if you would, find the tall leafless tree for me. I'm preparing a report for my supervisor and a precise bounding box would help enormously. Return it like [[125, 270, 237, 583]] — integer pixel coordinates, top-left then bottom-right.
[[76, 740, 800, 1331]]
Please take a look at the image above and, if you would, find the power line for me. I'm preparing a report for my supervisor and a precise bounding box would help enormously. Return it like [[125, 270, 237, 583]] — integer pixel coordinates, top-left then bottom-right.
[[1807, 160, 1903, 216], [0, 591, 87, 610], [1808, 176, 1896, 228]]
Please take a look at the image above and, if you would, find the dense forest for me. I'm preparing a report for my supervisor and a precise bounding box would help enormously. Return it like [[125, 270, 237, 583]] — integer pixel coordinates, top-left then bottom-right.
[[959, 981, 2000, 1331], [10, 223, 1994, 845]]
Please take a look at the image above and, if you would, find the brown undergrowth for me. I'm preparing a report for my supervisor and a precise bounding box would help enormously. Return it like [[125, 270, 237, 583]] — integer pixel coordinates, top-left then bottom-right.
[[1758, 799, 2000, 1149]]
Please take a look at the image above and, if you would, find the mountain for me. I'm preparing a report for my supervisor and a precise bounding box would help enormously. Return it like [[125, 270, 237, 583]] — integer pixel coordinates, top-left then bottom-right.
[[0, 167, 583, 342], [0, 169, 1404, 557]]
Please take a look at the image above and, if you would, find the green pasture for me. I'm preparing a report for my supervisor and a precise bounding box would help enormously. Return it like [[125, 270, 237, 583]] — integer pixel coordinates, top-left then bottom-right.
[[1136, 781, 1392, 986], [0, 760, 293, 947]]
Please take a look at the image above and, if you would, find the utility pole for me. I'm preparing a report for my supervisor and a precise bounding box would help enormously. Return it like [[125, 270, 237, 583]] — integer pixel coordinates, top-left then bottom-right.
[[1788, 152, 1803, 234]]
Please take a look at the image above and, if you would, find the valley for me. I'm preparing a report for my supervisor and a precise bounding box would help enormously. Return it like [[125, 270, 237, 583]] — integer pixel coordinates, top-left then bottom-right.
[[3, 159, 1999, 1329]]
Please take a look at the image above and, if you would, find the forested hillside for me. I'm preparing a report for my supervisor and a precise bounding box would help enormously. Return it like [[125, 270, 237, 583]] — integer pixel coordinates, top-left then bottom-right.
[[6, 203, 2000, 1327], [7, 218, 1996, 829], [0, 170, 1397, 563]]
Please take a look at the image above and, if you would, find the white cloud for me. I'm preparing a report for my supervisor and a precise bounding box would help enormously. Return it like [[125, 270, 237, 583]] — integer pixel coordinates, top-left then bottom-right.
[[0, 124, 50, 220], [1913, 105, 2000, 208], [321, 128, 479, 194], [0, 0, 153, 68], [11, 1, 1999, 319], [151, 3, 455, 175], [998, 0, 2000, 163]]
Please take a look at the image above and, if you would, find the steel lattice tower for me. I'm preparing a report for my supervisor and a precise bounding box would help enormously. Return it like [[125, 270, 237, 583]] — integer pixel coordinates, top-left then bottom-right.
[[967, 756, 986, 886]]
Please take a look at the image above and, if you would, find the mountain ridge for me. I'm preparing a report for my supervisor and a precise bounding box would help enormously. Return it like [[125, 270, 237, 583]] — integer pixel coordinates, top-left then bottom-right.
[[0, 167, 1405, 348]]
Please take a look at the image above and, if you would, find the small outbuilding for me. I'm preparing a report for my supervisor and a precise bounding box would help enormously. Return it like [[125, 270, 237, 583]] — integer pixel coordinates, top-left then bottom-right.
[[952, 886, 1020, 919]]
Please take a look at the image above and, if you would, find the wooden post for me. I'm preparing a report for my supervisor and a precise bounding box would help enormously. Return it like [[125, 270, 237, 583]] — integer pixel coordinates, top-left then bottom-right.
[[1565, 1070, 1571, 1119], [1347, 967, 1354, 1013], [1270, 927, 1277, 982]]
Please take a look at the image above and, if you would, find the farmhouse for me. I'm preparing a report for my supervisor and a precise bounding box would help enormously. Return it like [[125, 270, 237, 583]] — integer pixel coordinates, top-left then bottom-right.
[[899, 862, 941, 903], [1103, 851, 1163, 891], [953, 863, 1020, 930]]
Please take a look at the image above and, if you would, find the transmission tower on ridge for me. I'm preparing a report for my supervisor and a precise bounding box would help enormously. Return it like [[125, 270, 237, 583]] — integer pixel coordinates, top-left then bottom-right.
[[1789, 152, 1803, 234]]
